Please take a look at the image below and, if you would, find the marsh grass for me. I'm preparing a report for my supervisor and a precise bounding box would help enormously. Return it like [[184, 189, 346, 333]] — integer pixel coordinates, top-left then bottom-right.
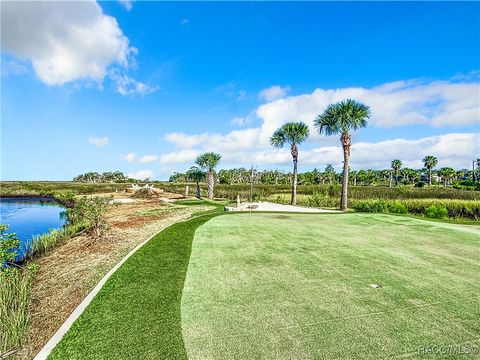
[[0, 265, 38, 356], [352, 198, 480, 220], [23, 223, 86, 261]]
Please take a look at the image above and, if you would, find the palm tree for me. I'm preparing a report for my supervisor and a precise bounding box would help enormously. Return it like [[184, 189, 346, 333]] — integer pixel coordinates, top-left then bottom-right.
[[186, 166, 205, 199], [391, 159, 402, 186], [195, 152, 221, 199], [314, 99, 370, 210], [270, 122, 310, 205], [422, 155, 438, 186], [439, 167, 455, 187]]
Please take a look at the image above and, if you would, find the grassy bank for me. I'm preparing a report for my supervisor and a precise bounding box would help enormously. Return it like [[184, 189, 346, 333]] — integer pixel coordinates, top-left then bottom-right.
[[49, 212, 221, 359]]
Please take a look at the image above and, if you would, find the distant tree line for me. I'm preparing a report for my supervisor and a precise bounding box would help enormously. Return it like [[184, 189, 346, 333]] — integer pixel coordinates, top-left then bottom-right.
[[169, 160, 480, 189], [73, 171, 132, 183]]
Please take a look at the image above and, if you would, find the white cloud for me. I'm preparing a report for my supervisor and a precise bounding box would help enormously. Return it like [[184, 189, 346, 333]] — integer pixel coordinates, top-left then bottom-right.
[[1, 1, 134, 85], [315, 133, 479, 170], [139, 155, 158, 163], [230, 117, 247, 126], [160, 149, 201, 164], [88, 137, 109, 147], [128, 170, 153, 180], [164, 132, 478, 170], [256, 79, 480, 138], [121, 153, 136, 162], [110, 72, 159, 96], [118, 0, 133, 11], [180, 18, 189, 26], [259, 85, 290, 101], [163, 75, 479, 170], [1, 0, 157, 95], [165, 129, 261, 153]]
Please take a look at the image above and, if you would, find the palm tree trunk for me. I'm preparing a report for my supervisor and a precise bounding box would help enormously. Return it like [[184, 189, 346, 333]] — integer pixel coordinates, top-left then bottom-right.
[[196, 181, 201, 199], [428, 168, 432, 186], [340, 134, 350, 211], [292, 160, 298, 205], [291, 143, 298, 206], [389, 171, 393, 187], [207, 171, 214, 199], [395, 171, 398, 186]]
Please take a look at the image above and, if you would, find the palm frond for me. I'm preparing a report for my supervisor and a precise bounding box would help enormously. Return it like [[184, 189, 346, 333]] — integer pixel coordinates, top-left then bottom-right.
[[270, 122, 309, 148], [314, 99, 370, 136], [195, 152, 221, 171]]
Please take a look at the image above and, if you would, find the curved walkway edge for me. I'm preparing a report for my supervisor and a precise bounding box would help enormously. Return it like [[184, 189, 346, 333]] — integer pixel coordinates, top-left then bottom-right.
[[33, 230, 164, 360]]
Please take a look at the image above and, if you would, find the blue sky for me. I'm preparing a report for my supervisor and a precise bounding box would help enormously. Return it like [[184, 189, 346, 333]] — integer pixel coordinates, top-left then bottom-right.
[[1, 1, 479, 180]]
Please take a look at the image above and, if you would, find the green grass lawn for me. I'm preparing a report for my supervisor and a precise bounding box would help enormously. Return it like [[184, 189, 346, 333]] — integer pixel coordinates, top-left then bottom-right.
[[49, 213, 479, 359]]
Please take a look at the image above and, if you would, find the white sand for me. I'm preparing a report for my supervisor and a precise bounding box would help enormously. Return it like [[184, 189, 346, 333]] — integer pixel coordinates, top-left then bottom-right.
[[225, 202, 339, 213], [110, 198, 136, 204]]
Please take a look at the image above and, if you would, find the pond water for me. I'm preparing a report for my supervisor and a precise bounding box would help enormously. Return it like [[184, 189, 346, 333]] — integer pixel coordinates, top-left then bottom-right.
[[0, 197, 66, 259]]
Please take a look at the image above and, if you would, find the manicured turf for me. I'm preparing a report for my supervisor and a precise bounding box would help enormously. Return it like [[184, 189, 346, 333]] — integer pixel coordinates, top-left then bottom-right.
[[181, 214, 479, 359], [50, 213, 479, 359]]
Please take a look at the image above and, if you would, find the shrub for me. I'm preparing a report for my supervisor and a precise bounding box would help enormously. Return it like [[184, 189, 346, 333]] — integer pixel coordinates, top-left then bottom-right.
[[415, 181, 425, 188], [53, 190, 76, 208], [68, 196, 113, 239], [386, 202, 408, 214], [425, 205, 448, 219], [307, 192, 338, 208], [352, 199, 387, 213]]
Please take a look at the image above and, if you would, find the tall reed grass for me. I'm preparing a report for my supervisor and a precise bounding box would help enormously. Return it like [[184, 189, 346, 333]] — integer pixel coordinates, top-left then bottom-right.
[[0, 265, 38, 356], [22, 223, 86, 261]]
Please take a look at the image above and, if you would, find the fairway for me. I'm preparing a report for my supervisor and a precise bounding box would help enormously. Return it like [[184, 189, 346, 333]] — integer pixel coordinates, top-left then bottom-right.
[[48, 213, 480, 359], [181, 213, 480, 359]]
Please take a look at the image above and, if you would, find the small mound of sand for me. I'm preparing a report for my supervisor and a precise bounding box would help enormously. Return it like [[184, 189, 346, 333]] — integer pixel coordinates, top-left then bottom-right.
[[131, 188, 160, 199]]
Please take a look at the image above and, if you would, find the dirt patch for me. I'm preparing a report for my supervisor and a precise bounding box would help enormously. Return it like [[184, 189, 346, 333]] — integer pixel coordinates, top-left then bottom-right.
[[22, 194, 214, 359]]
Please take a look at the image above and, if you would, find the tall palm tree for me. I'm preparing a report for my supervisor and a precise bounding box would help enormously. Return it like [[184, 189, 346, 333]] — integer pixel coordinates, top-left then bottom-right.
[[314, 99, 370, 210], [270, 122, 310, 205], [186, 166, 205, 199], [391, 159, 402, 186], [422, 155, 438, 186], [195, 152, 221, 199]]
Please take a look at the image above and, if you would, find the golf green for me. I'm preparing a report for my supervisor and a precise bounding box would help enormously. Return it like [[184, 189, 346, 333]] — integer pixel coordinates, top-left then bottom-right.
[[181, 213, 480, 359]]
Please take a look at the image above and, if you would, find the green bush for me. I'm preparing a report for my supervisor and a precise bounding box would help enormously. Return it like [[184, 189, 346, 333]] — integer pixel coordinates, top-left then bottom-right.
[[415, 181, 425, 188], [307, 192, 338, 208], [53, 190, 76, 207], [386, 202, 408, 214], [68, 196, 113, 238], [352, 199, 387, 213], [425, 205, 448, 219]]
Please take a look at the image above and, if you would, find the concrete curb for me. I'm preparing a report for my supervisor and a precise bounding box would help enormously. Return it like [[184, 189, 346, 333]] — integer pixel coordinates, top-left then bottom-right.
[[33, 232, 158, 360]]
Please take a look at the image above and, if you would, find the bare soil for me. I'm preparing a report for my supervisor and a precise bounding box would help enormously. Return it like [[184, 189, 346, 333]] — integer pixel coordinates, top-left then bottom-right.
[[22, 192, 213, 359]]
